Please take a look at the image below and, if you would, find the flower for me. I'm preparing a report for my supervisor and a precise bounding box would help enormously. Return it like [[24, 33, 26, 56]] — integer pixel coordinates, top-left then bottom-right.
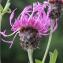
[[0, 1, 58, 50]]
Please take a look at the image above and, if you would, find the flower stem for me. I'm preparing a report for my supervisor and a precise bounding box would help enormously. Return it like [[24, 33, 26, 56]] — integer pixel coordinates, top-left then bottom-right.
[[0, 15, 2, 31], [42, 22, 53, 63], [27, 48, 33, 63]]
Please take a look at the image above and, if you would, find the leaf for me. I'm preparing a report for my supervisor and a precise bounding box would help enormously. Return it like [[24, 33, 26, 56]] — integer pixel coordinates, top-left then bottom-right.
[[0, 4, 3, 10], [35, 59, 42, 63], [2, 0, 10, 15], [0, 4, 3, 13], [49, 49, 58, 63]]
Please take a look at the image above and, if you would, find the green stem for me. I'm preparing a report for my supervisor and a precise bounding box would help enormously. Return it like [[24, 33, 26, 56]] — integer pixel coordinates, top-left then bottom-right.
[[0, 15, 2, 31], [27, 48, 33, 63], [42, 22, 53, 63]]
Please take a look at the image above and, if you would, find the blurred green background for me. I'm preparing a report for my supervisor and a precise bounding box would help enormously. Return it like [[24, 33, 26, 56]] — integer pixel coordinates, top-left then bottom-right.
[[1, 0, 63, 63]]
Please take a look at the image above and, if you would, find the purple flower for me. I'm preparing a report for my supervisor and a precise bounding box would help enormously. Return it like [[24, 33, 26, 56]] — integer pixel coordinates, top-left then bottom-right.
[[0, 1, 58, 49]]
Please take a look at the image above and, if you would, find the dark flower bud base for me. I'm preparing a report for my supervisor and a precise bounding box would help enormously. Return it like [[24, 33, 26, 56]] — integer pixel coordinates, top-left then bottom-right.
[[19, 27, 40, 50]]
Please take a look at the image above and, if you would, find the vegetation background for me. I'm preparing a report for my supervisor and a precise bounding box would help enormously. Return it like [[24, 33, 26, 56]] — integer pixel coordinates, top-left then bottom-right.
[[1, 0, 63, 63]]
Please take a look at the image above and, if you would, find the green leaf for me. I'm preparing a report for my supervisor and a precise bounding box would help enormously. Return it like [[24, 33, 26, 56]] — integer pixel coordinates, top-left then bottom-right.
[[2, 0, 10, 15], [49, 49, 58, 63], [0, 4, 3, 13], [35, 59, 42, 63], [40, 60, 45, 63]]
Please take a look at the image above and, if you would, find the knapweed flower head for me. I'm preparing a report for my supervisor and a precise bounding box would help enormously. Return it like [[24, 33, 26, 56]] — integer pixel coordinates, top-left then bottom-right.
[[0, 1, 58, 50], [48, 0, 63, 19]]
